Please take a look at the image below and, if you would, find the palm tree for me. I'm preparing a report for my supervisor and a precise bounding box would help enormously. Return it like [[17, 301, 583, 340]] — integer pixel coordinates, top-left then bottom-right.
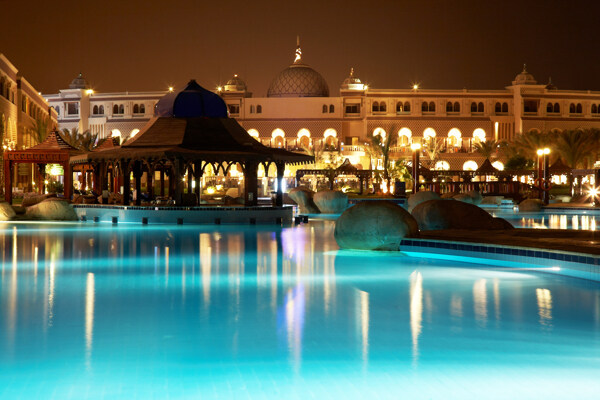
[[367, 128, 397, 190], [473, 139, 499, 160], [553, 130, 599, 185], [62, 128, 98, 151], [32, 118, 50, 144], [510, 130, 551, 161], [62, 127, 81, 148], [423, 136, 445, 169]]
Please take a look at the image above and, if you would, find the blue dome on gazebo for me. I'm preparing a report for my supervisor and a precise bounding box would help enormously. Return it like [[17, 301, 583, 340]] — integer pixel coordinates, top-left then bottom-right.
[[154, 80, 228, 118]]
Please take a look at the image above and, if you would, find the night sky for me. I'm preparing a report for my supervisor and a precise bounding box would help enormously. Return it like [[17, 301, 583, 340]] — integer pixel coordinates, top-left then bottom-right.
[[2, 0, 600, 95]]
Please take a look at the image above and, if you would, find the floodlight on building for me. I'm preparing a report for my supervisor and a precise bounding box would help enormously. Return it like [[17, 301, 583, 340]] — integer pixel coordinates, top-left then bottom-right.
[[168, 87, 174, 92], [86, 89, 94, 95], [217, 86, 223, 92], [413, 84, 419, 90]]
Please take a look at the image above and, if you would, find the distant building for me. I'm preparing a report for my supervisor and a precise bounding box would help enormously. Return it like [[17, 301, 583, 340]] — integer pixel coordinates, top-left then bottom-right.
[[45, 43, 600, 174], [1, 54, 58, 193]]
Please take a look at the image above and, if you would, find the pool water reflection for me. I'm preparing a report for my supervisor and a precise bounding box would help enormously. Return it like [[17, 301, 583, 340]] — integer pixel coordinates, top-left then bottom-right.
[[491, 211, 599, 230], [1, 221, 600, 399]]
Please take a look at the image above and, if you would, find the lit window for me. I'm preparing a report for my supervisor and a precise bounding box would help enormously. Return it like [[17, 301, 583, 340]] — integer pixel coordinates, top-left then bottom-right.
[[463, 160, 478, 171], [435, 161, 450, 170]]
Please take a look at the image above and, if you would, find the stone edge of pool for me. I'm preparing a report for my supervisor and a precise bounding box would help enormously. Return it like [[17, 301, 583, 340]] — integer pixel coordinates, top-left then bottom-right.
[[401, 229, 600, 282]]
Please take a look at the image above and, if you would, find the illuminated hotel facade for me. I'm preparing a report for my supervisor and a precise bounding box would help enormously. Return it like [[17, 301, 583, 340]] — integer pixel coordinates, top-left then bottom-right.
[[45, 45, 600, 173], [1, 54, 58, 192]]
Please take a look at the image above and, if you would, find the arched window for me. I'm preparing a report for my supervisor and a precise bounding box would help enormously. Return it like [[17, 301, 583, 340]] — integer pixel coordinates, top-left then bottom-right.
[[547, 103, 553, 113], [256, 105, 262, 113], [429, 101, 435, 112], [423, 127, 436, 140], [272, 128, 285, 148], [473, 128, 486, 143], [592, 104, 598, 114], [250, 105, 255, 113], [396, 102, 403, 112], [495, 102, 501, 113], [273, 136, 284, 148], [501, 102, 508, 113], [247, 128, 260, 140], [463, 160, 478, 171], [477, 102, 484, 113], [372, 102, 379, 112], [119, 104, 124, 114], [421, 101, 428, 112], [453, 102, 460, 112], [373, 127, 387, 140], [298, 135, 310, 148], [448, 128, 461, 147], [398, 127, 412, 146], [576, 103, 582, 113], [113, 104, 119, 114], [140, 104, 145, 114], [471, 102, 477, 113], [380, 102, 386, 112], [435, 161, 450, 170], [329, 104, 334, 113], [553, 103, 560, 113], [133, 104, 139, 114], [323, 104, 328, 113], [99, 105, 104, 115], [446, 102, 453, 112], [404, 101, 411, 112], [569, 103, 575, 113], [93, 105, 99, 115]]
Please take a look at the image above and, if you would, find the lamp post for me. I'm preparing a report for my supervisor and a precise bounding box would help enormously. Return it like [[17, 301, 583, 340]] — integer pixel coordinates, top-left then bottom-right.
[[542, 147, 550, 205], [411, 142, 421, 193]]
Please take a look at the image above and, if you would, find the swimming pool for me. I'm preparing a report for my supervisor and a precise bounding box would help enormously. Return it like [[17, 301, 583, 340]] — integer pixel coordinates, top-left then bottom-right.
[[490, 209, 600, 230], [1, 221, 599, 399]]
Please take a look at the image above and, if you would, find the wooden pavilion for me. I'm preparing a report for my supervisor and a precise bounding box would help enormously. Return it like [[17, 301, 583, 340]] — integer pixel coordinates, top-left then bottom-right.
[[3, 131, 82, 203], [69, 80, 313, 207]]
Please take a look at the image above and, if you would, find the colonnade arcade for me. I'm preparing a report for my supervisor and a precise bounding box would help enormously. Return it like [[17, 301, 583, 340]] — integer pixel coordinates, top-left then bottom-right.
[[70, 154, 291, 207]]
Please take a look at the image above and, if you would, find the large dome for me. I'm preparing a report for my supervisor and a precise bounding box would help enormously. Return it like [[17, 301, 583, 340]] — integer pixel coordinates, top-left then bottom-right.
[[154, 80, 228, 118], [512, 64, 537, 85], [267, 42, 329, 98], [69, 73, 89, 89]]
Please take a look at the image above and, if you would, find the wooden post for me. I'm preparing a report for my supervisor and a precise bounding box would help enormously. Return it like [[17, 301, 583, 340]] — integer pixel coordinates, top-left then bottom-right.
[[122, 160, 130, 205], [244, 161, 258, 206]]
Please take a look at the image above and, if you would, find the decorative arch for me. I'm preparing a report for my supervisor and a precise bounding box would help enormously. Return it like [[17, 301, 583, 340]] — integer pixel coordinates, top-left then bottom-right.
[[272, 128, 285, 138], [398, 128, 412, 146], [423, 127, 436, 139], [463, 160, 478, 171], [448, 128, 461, 146], [435, 160, 450, 170], [473, 128, 486, 143], [324, 128, 337, 138], [247, 128, 259, 140], [297, 128, 311, 148], [373, 127, 387, 140]]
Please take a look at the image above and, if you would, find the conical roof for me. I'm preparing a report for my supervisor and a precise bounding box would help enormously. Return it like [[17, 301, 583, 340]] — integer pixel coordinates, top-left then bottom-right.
[[28, 131, 81, 153], [475, 158, 499, 175], [154, 80, 228, 118]]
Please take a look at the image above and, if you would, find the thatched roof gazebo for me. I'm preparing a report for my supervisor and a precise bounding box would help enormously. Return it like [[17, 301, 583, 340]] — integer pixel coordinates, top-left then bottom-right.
[[69, 80, 313, 206], [3, 131, 82, 203]]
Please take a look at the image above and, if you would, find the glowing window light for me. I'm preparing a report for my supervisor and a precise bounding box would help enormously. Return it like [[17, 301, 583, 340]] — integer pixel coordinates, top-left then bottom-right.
[[373, 127, 386, 140], [424, 127, 436, 139], [463, 160, 478, 171], [473, 128, 486, 143], [492, 161, 504, 171]]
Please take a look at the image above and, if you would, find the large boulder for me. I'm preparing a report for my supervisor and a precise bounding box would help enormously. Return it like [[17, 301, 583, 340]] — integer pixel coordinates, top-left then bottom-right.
[[408, 191, 441, 212], [481, 196, 503, 205], [21, 193, 56, 207], [0, 202, 16, 221], [519, 198, 543, 212], [411, 199, 513, 230], [313, 190, 348, 214], [452, 193, 473, 204], [288, 186, 320, 214], [465, 190, 483, 205], [334, 201, 419, 250], [25, 199, 78, 221]]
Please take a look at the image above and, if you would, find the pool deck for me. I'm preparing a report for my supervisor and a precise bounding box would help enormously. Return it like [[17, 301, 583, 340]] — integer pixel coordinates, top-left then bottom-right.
[[420, 229, 600, 255]]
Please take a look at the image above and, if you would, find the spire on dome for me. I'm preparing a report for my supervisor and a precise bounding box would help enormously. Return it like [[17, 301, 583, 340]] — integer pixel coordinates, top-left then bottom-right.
[[294, 36, 302, 64]]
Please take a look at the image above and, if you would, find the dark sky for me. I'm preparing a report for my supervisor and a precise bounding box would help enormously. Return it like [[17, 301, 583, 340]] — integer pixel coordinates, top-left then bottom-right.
[[2, 0, 600, 95]]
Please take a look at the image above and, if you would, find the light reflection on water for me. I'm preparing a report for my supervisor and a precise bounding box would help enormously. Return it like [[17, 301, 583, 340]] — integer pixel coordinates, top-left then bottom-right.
[[0, 221, 600, 398], [493, 211, 598, 230]]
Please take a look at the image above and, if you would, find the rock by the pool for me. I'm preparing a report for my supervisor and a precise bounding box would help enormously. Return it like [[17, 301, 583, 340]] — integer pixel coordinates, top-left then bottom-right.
[[288, 186, 320, 214], [25, 199, 78, 221], [313, 190, 348, 214], [334, 200, 419, 250], [465, 190, 483, 205], [411, 199, 513, 230], [452, 193, 473, 204], [519, 198, 543, 212], [0, 202, 16, 221], [481, 196, 503, 205], [407, 190, 441, 212]]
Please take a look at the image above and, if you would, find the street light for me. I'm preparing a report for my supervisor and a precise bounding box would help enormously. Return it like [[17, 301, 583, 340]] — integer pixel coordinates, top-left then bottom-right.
[[411, 143, 421, 193], [537, 147, 551, 204]]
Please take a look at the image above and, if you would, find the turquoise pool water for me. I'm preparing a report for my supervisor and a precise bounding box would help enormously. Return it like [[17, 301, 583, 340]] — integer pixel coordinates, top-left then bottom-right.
[[1, 221, 600, 399], [489, 209, 599, 230]]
